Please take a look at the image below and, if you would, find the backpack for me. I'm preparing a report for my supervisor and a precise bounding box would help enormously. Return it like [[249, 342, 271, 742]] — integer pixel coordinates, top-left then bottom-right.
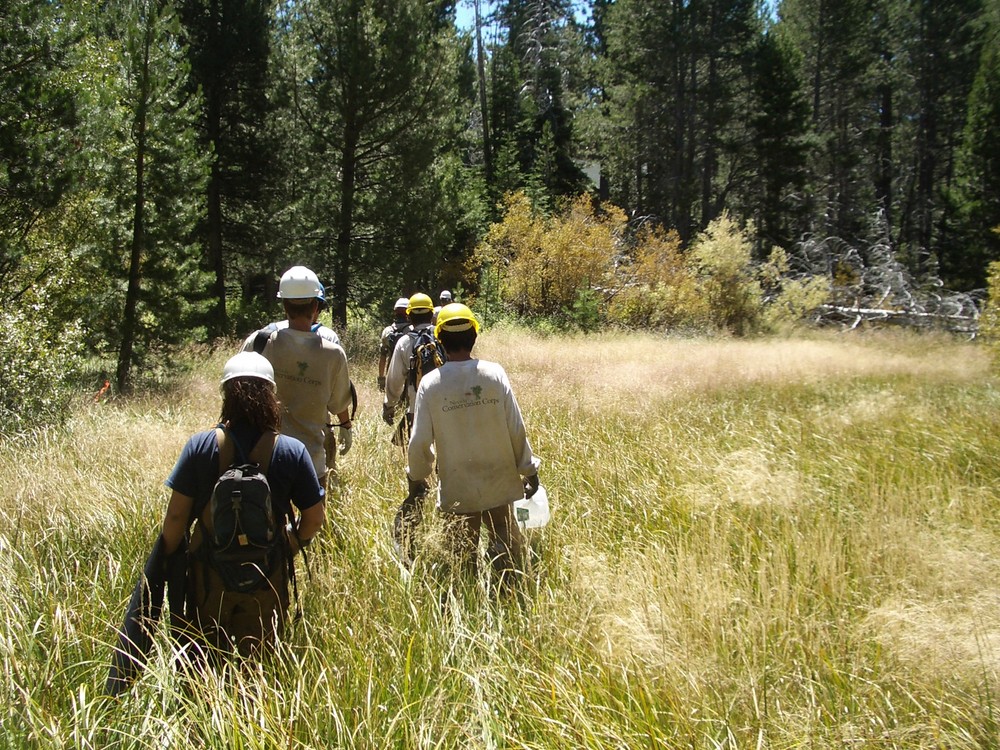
[[407, 329, 447, 392], [203, 428, 281, 594], [381, 323, 410, 358]]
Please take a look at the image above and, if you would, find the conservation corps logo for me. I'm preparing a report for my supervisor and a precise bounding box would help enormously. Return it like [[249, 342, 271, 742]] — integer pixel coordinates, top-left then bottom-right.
[[442, 383, 498, 412]]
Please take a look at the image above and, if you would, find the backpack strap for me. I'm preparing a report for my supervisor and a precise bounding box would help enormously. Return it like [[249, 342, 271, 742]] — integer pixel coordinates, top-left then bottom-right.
[[246, 430, 276, 474]]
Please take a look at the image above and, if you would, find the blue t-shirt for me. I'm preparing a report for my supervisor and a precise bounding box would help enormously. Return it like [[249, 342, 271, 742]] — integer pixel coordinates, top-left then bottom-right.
[[165, 425, 323, 523]]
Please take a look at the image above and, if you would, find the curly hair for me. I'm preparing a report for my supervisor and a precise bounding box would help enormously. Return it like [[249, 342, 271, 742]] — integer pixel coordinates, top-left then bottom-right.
[[220, 378, 281, 431]]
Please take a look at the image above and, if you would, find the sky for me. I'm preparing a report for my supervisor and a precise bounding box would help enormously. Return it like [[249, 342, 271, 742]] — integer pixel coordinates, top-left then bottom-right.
[[455, 0, 777, 32], [454, 0, 592, 32]]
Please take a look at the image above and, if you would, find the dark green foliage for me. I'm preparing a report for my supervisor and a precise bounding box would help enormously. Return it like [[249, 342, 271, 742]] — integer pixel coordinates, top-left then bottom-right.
[[179, 0, 274, 335], [743, 31, 811, 256], [269, 0, 470, 325], [100, 0, 211, 391], [0, 0, 79, 289], [945, 5, 1000, 288]]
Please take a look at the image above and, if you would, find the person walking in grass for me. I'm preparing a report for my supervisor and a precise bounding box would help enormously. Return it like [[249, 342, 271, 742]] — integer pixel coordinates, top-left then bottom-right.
[[246, 269, 341, 347], [378, 297, 412, 393], [160, 351, 325, 656], [382, 292, 437, 445], [243, 266, 354, 487], [432, 289, 452, 325], [404, 303, 541, 586]]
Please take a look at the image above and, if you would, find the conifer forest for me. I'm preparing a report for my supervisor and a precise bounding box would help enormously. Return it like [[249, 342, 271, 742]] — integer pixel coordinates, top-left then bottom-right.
[[2, 0, 999, 415]]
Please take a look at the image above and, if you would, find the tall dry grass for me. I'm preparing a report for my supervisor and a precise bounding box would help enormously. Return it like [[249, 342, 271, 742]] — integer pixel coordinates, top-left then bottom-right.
[[1, 328, 999, 748]]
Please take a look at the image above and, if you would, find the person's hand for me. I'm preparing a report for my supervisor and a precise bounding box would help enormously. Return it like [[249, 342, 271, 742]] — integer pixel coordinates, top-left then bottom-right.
[[338, 426, 352, 455], [382, 403, 395, 426], [377, 376, 386, 392], [407, 477, 429, 501], [524, 473, 540, 498]]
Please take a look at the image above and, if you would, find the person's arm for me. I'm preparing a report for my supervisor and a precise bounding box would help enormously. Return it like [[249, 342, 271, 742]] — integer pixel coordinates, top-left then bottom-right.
[[384, 336, 410, 407], [161, 490, 194, 555], [405, 384, 435, 482], [502, 371, 541, 478], [326, 346, 353, 416], [290, 501, 325, 554]]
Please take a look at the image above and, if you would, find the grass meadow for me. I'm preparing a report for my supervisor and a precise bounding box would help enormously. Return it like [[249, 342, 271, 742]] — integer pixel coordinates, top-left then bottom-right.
[[2, 327, 1000, 748]]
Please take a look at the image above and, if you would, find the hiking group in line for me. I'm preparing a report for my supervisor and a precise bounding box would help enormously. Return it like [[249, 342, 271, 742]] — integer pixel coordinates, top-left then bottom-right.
[[109, 265, 542, 691]]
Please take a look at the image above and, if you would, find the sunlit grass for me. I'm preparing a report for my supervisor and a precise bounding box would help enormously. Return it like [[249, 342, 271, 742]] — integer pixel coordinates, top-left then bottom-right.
[[1, 328, 999, 748]]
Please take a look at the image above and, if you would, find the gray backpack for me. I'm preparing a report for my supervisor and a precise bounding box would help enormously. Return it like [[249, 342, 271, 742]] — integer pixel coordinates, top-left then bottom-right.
[[204, 428, 280, 593]]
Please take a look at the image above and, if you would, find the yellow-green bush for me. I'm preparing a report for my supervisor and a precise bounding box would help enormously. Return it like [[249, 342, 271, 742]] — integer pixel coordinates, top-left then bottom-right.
[[688, 213, 764, 335], [760, 246, 830, 330], [979, 260, 1000, 364], [476, 191, 623, 319], [480, 196, 824, 336], [607, 224, 706, 329]]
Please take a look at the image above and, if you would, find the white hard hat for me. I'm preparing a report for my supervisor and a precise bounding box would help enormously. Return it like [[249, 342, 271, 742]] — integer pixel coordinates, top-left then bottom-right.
[[277, 266, 324, 300], [439, 290, 453, 302], [221, 352, 275, 386], [394, 297, 410, 310]]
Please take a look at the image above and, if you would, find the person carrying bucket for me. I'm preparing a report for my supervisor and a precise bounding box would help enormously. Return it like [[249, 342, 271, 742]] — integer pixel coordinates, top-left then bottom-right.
[[404, 303, 541, 589]]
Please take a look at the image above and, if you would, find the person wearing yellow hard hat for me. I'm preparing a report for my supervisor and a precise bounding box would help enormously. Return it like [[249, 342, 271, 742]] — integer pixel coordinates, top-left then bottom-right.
[[377, 297, 412, 392], [404, 303, 541, 587], [382, 292, 438, 445]]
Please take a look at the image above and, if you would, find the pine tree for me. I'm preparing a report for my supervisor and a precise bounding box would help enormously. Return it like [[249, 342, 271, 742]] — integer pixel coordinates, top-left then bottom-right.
[[0, 0, 79, 293], [273, 0, 466, 324], [948, 3, 1000, 288], [102, 0, 210, 391], [744, 30, 811, 254], [179, 0, 273, 335], [777, 0, 876, 245]]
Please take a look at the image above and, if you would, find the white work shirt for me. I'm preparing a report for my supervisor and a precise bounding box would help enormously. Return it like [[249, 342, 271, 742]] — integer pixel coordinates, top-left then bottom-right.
[[407, 358, 540, 514], [242, 328, 351, 475]]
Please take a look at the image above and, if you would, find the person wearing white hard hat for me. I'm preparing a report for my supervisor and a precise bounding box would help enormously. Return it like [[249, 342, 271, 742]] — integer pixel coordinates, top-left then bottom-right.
[[158, 351, 324, 654], [245, 266, 342, 347], [404, 303, 541, 587], [242, 266, 354, 485], [431, 289, 453, 325], [377, 297, 412, 392]]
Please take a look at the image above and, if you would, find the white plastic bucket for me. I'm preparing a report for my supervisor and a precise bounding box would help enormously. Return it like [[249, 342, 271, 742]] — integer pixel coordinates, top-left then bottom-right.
[[513, 485, 550, 529]]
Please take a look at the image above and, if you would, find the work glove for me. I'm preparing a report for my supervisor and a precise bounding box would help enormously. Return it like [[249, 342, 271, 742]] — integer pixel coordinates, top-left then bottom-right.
[[406, 477, 429, 502], [377, 375, 386, 392], [338, 426, 352, 455], [382, 403, 395, 426], [523, 473, 540, 498]]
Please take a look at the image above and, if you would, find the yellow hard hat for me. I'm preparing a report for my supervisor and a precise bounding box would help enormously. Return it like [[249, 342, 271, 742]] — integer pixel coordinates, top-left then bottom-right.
[[406, 292, 434, 314], [435, 303, 480, 339]]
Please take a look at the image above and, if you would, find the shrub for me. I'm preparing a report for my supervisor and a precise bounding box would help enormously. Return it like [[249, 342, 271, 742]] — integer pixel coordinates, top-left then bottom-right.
[[607, 224, 707, 330], [476, 192, 624, 319], [979, 260, 1000, 365], [760, 246, 830, 330], [0, 308, 85, 433], [689, 213, 764, 335]]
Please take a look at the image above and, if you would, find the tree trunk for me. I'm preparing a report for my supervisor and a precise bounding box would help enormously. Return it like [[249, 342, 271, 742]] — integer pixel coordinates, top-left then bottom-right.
[[475, 0, 493, 186], [333, 123, 359, 328], [117, 29, 151, 395]]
